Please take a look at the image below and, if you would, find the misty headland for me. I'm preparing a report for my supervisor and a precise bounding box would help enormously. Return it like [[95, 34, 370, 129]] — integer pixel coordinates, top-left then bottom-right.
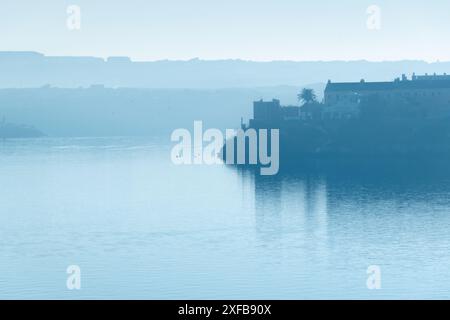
[[2, 51, 450, 161]]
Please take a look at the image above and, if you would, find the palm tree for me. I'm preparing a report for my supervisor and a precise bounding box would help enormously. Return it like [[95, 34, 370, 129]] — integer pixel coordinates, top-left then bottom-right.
[[298, 88, 317, 105]]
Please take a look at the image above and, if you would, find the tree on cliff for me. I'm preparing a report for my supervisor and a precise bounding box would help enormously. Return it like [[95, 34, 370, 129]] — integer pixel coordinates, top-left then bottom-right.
[[298, 88, 317, 105]]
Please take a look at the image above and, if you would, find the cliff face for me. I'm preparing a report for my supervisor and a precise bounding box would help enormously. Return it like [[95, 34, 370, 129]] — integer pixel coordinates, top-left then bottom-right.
[[278, 115, 450, 159]]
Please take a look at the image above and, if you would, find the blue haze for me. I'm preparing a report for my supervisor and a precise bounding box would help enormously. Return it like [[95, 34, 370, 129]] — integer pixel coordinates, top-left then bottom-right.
[[2, 0, 450, 301], [2, 52, 450, 88]]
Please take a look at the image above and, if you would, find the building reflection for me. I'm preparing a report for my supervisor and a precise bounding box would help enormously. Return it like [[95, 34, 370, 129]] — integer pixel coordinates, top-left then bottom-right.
[[235, 157, 450, 254], [244, 169, 330, 248]]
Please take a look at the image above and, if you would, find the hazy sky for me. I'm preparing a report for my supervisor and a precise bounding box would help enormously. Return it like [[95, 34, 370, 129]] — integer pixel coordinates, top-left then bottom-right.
[[1, 0, 449, 61]]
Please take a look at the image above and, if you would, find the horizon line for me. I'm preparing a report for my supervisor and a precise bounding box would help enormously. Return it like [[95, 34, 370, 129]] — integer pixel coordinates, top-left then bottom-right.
[[0, 51, 449, 64]]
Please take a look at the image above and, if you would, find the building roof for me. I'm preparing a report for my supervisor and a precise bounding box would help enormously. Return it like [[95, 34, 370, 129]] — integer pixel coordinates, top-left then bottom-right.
[[325, 79, 450, 92]]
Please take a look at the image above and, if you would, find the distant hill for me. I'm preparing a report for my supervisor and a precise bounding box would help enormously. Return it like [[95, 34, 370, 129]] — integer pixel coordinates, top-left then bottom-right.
[[1, 52, 450, 89], [2, 51, 450, 138], [0, 121, 44, 139], [0, 86, 311, 137]]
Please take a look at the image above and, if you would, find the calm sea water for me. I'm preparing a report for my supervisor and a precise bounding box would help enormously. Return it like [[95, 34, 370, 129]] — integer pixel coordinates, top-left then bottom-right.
[[1, 137, 450, 299]]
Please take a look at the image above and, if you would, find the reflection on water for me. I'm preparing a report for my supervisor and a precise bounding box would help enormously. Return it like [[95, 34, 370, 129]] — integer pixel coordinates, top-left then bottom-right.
[[245, 161, 450, 299], [1, 138, 450, 299], [254, 172, 328, 242]]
